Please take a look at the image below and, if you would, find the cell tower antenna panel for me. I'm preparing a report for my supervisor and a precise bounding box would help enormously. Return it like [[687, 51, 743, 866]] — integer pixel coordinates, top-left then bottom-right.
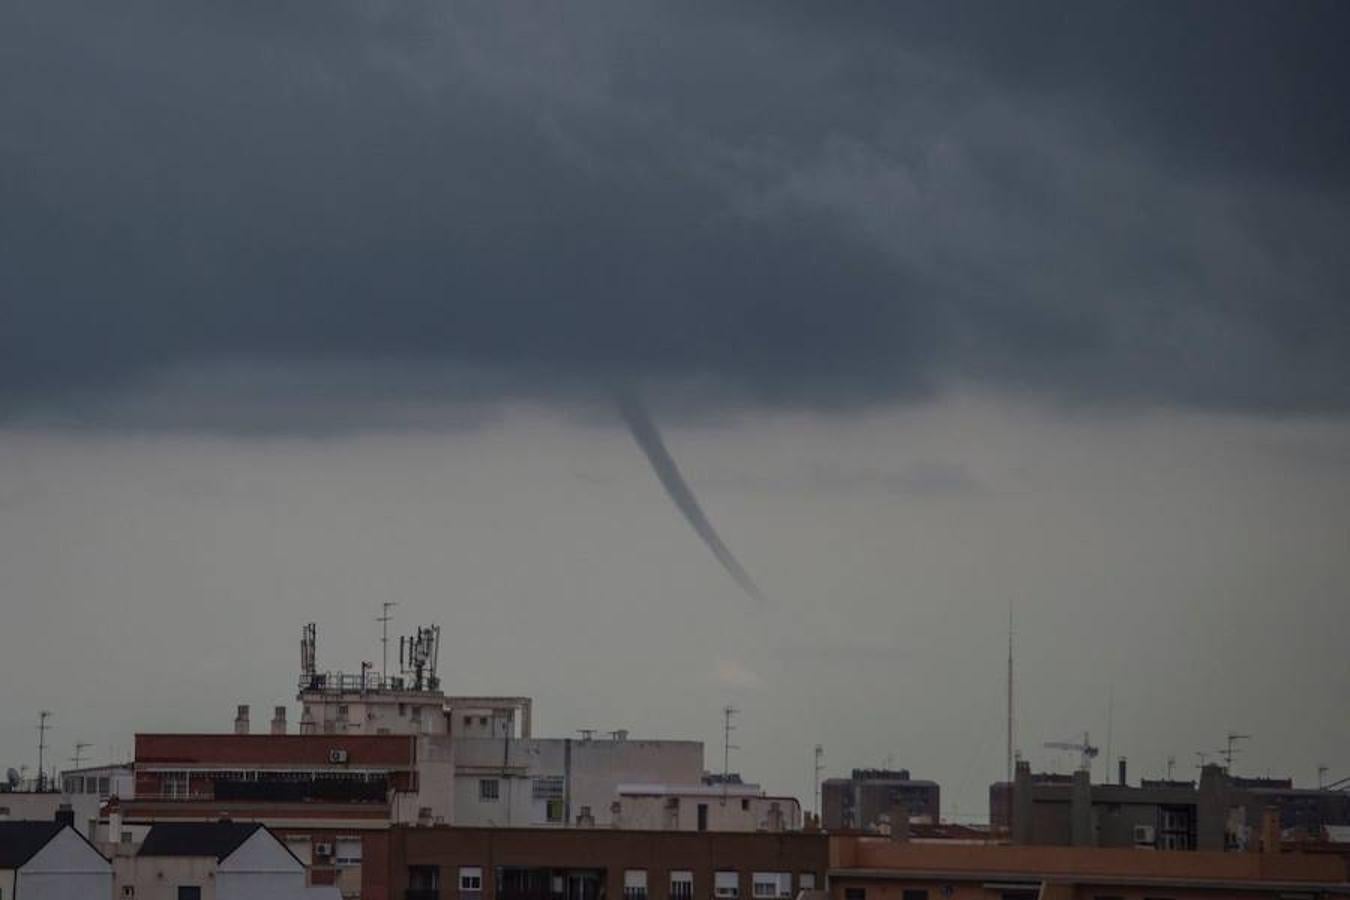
[[300, 623, 318, 680]]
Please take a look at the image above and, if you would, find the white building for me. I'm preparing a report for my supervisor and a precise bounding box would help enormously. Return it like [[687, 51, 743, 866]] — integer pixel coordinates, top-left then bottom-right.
[[119, 821, 339, 900], [0, 794, 101, 838], [452, 735, 705, 828], [0, 819, 112, 900], [288, 621, 804, 832], [613, 782, 801, 832], [60, 762, 134, 801]]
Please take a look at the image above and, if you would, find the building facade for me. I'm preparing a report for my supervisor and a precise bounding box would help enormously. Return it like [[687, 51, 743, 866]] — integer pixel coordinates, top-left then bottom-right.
[[821, 770, 940, 832], [828, 835, 1350, 900], [362, 825, 829, 900]]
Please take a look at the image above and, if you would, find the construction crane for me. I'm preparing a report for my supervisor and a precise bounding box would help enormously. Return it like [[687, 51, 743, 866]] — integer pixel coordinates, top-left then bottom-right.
[[1044, 732, 1099, 773]]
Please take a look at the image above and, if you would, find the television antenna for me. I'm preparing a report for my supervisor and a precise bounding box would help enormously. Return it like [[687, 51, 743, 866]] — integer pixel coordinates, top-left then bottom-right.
[[721, 706, 739, 803], [70, 742, 91, 772], [813, 744, 824, 817], [1218, 732, 1250, 772], [377, 602, 398, 680]]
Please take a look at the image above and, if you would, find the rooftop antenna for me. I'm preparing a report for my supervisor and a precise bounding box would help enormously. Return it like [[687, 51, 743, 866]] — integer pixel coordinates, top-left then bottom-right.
[[1006, 600, 1015, 786], [810, 744, 820, 814], [1104, 688, 1115, 780], [1318, 765, 1329, 789], [721, 706, 739, 804], [377, 602, 397, 681], [1195, 750, 1209, 770], [1166, 755, 1176, 780], [36, 711, 52, 792], [1219, 732, 1250, 773], [300, 623, 318, 683], [70, 742, 91, 772], [1044, 732, 1098, 774]]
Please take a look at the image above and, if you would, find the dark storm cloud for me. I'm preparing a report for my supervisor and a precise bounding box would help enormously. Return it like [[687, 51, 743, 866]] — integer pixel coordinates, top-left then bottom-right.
[[2, 0, 1348, 424]]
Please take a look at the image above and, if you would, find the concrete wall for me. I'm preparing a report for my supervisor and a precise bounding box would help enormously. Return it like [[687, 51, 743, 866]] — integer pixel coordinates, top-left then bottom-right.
[[217, 827, 308, 900], [117, 855, 219, 900], [0, 793, 101, 837], [616, 792, 801, 832], [15, 827, 112, 900], [300, 692, 449, 737], [0, 869, 14, 898], [452, 738, 704, 828]]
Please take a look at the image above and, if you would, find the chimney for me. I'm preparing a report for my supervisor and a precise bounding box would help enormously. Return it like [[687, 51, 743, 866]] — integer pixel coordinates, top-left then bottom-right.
[[1261, 806, 1281, 854], [54, 803, 75, 829], [1118, 757, 1127, 786], [234, 704, 250, 735], [888, 803, 910, 843], [271, 706, 287, 735]]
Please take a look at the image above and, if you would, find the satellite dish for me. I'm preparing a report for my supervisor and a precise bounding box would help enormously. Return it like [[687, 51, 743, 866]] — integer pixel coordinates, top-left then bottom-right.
[[5, 768, 19, 789]]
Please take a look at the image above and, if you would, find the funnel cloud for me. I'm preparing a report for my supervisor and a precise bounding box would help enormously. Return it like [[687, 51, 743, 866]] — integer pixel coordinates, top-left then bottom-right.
[[618, 395, 768, 607]]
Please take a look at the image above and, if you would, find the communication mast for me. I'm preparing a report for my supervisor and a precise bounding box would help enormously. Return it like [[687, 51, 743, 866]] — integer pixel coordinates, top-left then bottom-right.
[[36, 711, 52, 792], [399, 625, 441, 691], [813, 744, 825, 817]]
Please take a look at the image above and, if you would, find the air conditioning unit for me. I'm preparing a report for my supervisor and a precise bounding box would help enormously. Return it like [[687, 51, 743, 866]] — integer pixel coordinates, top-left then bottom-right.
[[328, 749, 349, 764], [314, 842, 333, 857], [1133, 825, 1156, 844]]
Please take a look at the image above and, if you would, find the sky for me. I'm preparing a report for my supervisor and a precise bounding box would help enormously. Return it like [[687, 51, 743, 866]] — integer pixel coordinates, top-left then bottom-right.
[[1, 1, 1348, 819]]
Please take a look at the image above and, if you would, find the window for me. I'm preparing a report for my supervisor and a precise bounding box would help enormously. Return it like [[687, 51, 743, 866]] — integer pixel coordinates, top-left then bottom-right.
[[409, 866, 440, 890], [334, 838, 362, 866], [479, 778, 499, 801], [698, 803, 709, 832], [715, 871, 740, 899], [752, 873, 791, 899], [123, 888, 136, 898], [741, 798, 750, 811], [799, 874, 816, 891], [624, 869, 648, 900], [98, 776, 111, 796], [464, 715, 473, 727], [120, 831, 134, 844], [902, 892, 929, 900], [460, 865, 484, 899], [844, 889, 866, 900], [546, 799, 564, 822], [177, 888, 202, 900], [670, 871, 694, 900]]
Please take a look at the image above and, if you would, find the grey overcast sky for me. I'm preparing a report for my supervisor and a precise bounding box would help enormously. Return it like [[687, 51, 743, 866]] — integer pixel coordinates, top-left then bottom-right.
[[1, 1, 1348, 818]]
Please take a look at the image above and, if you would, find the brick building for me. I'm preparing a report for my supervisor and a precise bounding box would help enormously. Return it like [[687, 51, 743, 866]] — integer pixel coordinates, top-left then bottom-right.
[[361, 826, 829, 900], [828, 836, 1350, 899]]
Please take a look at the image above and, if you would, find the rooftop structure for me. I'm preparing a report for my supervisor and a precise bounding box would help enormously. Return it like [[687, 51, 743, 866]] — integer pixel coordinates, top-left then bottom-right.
[[821, 768, 941, 831]]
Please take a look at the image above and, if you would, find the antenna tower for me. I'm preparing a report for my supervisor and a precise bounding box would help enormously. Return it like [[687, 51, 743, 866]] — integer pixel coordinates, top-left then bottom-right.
[[377, 602, 398, 680], [1006, 601, 1014, 785], [36, 711, 52, 792], [70, 742, 91, 772], [721, 706, 739, 803], [810, 744, 820, 814]]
